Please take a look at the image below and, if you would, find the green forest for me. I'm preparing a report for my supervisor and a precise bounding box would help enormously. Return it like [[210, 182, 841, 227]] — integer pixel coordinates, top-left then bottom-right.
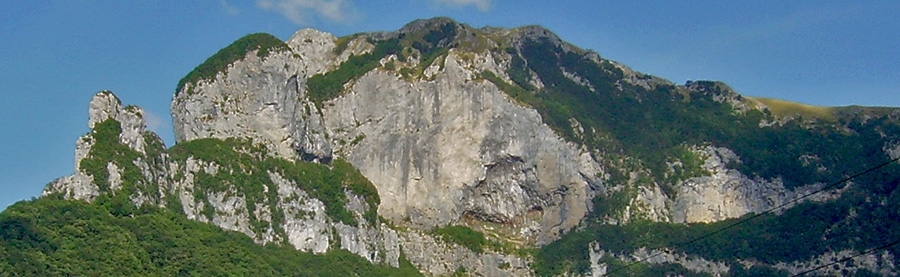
[[0, 197, 421, 276]]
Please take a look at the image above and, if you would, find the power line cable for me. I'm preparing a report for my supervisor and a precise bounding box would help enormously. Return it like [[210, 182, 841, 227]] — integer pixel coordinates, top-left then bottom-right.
[[603, 156, 900, 276], [791, 238, 900, 276]]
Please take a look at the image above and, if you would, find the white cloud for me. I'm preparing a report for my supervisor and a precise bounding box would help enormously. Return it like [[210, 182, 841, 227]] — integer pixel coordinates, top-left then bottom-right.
[[220, 0, 240, 15], [143, 109, 163, 134], [433, 0, 491, 11], [256, 0, 354, 24]]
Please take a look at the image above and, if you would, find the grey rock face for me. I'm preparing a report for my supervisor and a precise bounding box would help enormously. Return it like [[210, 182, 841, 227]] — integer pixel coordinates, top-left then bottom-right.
[[170, 26, 602, 244], [323, 51, 601, 243], [615, 145, 839, 224], [166, 156, 400, 265], [171, 48, 332, 162], [162, 25, 839, 271], [400, 230, 531, 276], [587, 242, 729, 277], [673, 146, 845, 223], [886, 142, 900, 160], [162, 25, 604, 273]]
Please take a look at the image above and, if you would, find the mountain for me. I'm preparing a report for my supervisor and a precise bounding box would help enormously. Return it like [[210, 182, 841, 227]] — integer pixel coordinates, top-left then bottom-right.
[[4, 17, 900, 276]]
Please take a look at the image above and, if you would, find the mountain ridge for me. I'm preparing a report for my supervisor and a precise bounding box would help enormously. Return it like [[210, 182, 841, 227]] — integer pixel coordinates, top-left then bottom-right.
[[6, 17, 899, 276]]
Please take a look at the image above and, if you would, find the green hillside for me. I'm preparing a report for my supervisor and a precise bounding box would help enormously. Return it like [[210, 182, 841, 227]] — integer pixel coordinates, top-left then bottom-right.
[[0, 197, 421, 276]]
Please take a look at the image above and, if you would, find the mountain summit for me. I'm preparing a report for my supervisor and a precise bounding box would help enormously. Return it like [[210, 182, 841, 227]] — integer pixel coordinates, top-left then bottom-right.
[[15, 17, 900, 275]]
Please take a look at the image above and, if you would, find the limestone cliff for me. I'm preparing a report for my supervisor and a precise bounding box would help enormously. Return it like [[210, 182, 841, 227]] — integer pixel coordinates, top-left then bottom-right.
[[44, 17, 900, 276], [171, 20, 603, 247]]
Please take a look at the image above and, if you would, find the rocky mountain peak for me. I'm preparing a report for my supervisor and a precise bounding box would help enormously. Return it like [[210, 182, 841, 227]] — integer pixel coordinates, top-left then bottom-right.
[[44, 90, 157, 201], [86, 90, 148, 154], [87, 90, 121, 128], [396, 17, 466, 54], [510, 24, 580, 55], [398, 17, 460, 34], [514, 25, 561, 44]]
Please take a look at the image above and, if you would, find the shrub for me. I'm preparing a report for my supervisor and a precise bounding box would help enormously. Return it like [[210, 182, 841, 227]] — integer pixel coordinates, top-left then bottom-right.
[[432, 225, 487, 253]]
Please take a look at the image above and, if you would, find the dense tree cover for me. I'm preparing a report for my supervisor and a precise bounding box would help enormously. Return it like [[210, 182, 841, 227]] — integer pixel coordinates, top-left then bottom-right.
[[534, 160, 900, 276], [176, 33, 291, 95], [0, 197, 421, 276]]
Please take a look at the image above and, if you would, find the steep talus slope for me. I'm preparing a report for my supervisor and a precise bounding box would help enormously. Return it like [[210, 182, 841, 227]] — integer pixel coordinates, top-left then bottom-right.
[[31, 17, 900, 276]]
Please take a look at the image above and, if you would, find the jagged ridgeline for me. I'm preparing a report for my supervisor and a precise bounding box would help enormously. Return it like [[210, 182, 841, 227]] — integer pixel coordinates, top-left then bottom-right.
[[5, 17, 900, 276]]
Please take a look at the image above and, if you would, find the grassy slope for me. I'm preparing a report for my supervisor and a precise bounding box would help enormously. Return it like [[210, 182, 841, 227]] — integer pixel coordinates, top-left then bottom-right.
[[751, 97, 836, 121]]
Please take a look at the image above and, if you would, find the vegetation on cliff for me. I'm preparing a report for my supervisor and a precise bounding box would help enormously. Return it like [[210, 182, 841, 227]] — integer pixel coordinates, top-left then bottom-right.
[[176, 33, 290, 95], [534, 159, 900, 276], [169, 138, 381, 230], [307, 39, 402, 109]]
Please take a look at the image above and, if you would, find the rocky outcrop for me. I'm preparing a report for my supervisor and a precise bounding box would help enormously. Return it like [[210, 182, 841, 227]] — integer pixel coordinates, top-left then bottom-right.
[[400, 230, 531, 276], [44, 91, 152, 200], [587, 242, 729, 276], [165, 20, 861, 269], [671, 146, 833, 223], [323, 50, 601, 244], [886, 142, 900, 160], [171, 49, 333, 162], [602, 144, 844, 225], [170, 24, 604, 245]]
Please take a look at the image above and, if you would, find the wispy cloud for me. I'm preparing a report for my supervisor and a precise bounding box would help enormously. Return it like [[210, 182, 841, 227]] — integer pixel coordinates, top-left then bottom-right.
[[220, 0, 240, 16], [143, 109, 163, 134], [256, 0, 355, 24], [433, 0, 492, 11]]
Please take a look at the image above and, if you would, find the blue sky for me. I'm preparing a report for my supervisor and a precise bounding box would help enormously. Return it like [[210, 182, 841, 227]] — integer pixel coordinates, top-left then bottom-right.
[[2, 1, 898, 210]]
